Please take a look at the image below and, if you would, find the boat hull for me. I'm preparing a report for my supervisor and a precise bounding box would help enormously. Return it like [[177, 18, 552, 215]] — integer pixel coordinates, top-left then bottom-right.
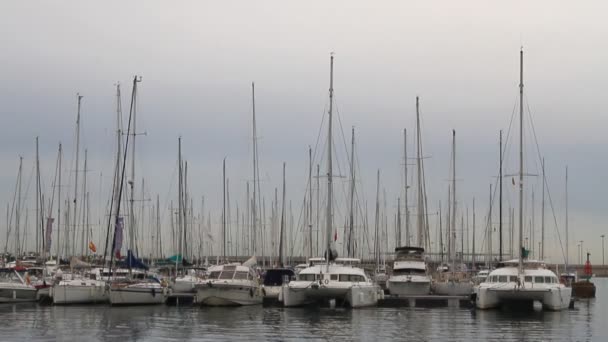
[[388, 276, 431, 296], [281, 282, 380, 308], [476, 285, 572, 311], [52, 284, 108, 304], [109, 287, 166, 305], [197, 286, 262, 306]]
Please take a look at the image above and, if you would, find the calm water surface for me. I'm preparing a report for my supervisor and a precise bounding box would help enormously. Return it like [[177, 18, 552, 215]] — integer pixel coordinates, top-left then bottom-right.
[[0, 279, 605, 341]]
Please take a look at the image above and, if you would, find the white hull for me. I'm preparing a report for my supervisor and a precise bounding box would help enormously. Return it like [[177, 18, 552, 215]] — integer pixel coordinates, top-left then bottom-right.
[[197, 285, 263, 306], [109, 286, 166, 305], [388, 276, 431, 296], [476, 285, 572, 311], [281, 282, 381, 308], [52, 284, 108, 304]]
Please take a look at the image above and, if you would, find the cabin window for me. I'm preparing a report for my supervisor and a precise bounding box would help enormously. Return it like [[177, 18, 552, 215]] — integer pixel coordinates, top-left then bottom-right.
[[509, 276, 517, 282], [209, 271, 221, 279], [298, 274, 315, 281], [234, 272, 248, 280], [534, 276, 544, 283], [524, 276, 532, 283], [498, 276, 507, 283], [330, 274, 338, 281], [544, 276, 552, 284], [219, 271, 235, 280]]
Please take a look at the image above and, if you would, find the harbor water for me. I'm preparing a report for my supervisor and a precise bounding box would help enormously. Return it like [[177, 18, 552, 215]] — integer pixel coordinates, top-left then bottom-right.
[[0, 279, 605, 341]]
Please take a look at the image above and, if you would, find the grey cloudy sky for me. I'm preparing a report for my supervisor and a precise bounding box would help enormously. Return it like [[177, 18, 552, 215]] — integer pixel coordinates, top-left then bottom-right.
[[1, 1, 607, 264]]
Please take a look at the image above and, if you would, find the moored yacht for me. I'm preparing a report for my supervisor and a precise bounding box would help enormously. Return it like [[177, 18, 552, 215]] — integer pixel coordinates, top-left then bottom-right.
[[0, 268, 37, 303], [476, 48, 572, 311], [196, 263, 262, 306], [52, 267, 114, 305], [387, 246, 431, 296], [280, 257, 382, 308], [475, 259, 571, 310]]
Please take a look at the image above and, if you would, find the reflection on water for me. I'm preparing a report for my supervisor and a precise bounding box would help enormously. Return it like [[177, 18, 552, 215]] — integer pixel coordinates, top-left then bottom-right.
[[0, 279, 605, 341]]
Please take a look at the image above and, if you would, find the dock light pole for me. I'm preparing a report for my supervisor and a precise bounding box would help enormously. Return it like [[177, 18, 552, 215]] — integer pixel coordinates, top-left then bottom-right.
[[577, 244, 581, 265], [601, 235, 605, 266], [580, 240, 584, 265]]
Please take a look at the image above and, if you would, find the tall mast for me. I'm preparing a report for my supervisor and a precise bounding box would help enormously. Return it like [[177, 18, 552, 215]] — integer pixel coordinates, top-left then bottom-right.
[[451, 129, 456, 271], [404, 128, 409, 246], [416, 97, 424, 247], [325, 54, 334, 266], [72, 94, 83, 257], [184, 161, 189, 260], [348, 127, 356, 257], [308, 147, 313, 260], [130, 79, 138, 255], [16, 156, 23, 257], [35, 137, 41, 256], [541, 158, 545, 260], [374, 170, 380, 271], [176, 138, 183, 272], [57, 144, 62, 261], [499, 130, 503, 261], [251, 82, 259, 258], [279, 162, 286, 266], [472, 198, 476, 269], [565, 166, 569, 269], [518, 48, 524, 273], [81, 149, 88, 256], [222, 157, 227, 262]]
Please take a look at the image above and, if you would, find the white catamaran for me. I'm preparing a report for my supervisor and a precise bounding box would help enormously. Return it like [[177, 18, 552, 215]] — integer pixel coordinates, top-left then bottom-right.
[[280, 55, 382, 308], [475, 49, 571, 311]]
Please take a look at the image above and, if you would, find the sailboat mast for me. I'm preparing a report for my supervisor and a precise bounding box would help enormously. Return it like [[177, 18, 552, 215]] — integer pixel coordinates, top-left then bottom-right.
[[279, 162, 286, 266], [72, 94, 83, 257], [541, 158, 545, 260], [222, 157, 227, 262], [35, 137, 41, 256], [499, 130, 503, 261], [251, 82, 258, 258], [348, 127, 355, 257], [416, 97, 423, 247], [57, 144, 62, 261], [308, 147, 313, 260], [326, 54, 334, 266], [565, 166, 569, 269], [451, 130, 456, 272], [374, 170, 380, 271], [404, 128, 409, 246], [518, 48, 525, 273]]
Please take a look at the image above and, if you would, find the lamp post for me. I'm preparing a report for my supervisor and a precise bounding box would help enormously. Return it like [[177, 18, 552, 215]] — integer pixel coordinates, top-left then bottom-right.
[[580, 240, 584, 265], [577, 244, 581, 264], [601, 234, 605, 266]]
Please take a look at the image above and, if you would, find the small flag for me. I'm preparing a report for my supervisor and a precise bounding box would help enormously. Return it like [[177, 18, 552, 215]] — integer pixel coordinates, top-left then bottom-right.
[[334, 230, 338, 242], [512, 177, 515, 186], [88, 241, 97, 253]]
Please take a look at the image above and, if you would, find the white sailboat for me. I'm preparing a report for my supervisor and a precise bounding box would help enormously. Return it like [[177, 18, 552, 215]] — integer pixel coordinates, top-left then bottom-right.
[[280, 55, 382, 308], [475, 48, 572, 311]]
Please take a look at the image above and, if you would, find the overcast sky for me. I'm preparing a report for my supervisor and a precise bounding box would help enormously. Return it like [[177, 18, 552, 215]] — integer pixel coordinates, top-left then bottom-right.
[[1, 1, 607, 265]]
